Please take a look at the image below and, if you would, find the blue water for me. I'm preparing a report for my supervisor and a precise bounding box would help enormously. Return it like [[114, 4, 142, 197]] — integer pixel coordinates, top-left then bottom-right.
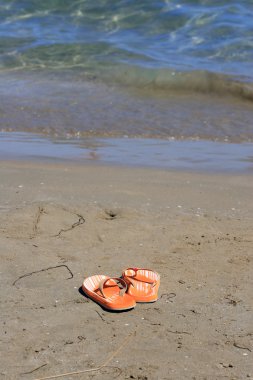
[[1, 0, 253, 168], [1, 0, 253, 83]]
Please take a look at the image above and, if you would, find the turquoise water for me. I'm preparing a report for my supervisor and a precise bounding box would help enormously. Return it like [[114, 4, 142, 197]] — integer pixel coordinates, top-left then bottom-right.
[[1, 1, 253, 86]]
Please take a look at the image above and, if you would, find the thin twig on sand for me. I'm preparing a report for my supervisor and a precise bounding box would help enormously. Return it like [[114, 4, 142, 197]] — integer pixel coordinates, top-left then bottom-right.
[[33, 330, 136, 380]]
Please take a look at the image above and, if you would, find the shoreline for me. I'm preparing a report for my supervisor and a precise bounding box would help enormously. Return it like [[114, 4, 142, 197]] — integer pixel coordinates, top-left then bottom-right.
[[1, 132, 253, 174], [0, 160, 252, 379]]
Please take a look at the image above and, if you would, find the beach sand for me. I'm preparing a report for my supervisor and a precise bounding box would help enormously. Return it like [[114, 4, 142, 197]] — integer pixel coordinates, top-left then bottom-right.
[[0, 160, 252, 379]]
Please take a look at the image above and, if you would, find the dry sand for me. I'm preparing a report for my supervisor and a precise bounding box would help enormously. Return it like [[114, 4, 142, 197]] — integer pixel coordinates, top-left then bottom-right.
[[0, 160, 252, 380]]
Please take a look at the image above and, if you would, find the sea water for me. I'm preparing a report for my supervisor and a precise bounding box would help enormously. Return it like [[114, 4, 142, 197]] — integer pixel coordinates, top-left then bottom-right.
[[0, 0, 253, 169]]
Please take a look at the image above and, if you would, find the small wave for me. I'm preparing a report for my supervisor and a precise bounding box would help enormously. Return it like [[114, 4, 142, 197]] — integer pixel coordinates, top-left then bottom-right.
[[106, 67, 253, 101], [1, 54, 253, 102], [99, 65, 253, 103], [0, 37, 252, 102]]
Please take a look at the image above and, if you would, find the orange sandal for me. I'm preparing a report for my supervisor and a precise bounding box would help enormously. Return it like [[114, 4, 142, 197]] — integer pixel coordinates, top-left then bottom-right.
[[82, 275, 136, 311], [122, 267, 160, 303]]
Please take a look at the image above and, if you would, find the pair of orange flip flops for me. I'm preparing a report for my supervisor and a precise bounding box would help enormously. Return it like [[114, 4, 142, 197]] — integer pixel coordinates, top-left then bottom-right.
[[82, 267, 160, 311]]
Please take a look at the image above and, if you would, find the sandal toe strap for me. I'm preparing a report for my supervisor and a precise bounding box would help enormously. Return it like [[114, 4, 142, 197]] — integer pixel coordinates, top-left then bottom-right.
[[125, 268, 159, 288], [99, 277, 127, 298]]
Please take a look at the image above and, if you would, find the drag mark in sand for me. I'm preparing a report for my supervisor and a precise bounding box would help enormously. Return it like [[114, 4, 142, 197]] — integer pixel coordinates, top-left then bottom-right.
[[53, 213, 85, 237], [12, 264, 74, 288], [167, 329, 191, 335], [159, 292, 176, 302], [31, 206, 45, 238], [95, 310, 109, 323], [233, 342, 252, 352], [21, 364, 47, 375]]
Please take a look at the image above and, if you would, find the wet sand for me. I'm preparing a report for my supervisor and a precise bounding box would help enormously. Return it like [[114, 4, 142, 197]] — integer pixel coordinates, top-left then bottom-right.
[[0, 160, 252, 379]]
